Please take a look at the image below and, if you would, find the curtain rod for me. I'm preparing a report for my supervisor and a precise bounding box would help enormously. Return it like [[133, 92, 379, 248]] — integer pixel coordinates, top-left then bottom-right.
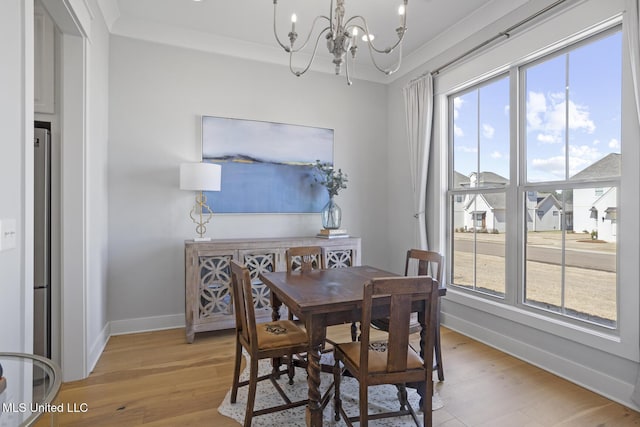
[[431, 0, 569, 76]]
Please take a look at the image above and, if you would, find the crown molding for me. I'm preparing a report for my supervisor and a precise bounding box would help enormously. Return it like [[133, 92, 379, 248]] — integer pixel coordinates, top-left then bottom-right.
[[109, 14, 389, 85], [97, 0, 120, 32]]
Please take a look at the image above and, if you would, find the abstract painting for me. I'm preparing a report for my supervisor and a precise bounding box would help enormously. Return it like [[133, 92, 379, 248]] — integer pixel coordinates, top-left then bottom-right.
[[201, 116, 334, 213]]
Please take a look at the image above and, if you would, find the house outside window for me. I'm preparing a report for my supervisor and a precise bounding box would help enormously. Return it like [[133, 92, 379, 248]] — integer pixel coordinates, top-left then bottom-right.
[[448, 27, 621, 328]]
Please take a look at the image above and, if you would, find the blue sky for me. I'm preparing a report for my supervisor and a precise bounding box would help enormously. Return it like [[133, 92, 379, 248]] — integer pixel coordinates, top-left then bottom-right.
[[453, 30, 622, 183]]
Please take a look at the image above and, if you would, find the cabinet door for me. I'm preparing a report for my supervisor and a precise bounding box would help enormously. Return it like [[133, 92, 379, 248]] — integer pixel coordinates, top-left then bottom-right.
[[193, 250, 235, 328], [324, 245, 359, 268], [238, 249, 282, 321]]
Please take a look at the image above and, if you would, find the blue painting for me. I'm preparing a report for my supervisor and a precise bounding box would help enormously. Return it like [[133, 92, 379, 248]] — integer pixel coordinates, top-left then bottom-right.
[[202, 116, 334, 213]]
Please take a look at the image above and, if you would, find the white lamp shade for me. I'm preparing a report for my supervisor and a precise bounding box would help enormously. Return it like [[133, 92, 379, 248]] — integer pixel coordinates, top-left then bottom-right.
[[180, 162, 222, 191]]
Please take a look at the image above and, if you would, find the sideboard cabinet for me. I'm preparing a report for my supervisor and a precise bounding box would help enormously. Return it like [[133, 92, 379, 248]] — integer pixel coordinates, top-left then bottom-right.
[[184, 236, 361, 343]]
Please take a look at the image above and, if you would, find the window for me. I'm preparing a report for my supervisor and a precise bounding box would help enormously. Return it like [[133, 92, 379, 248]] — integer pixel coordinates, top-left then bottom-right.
[[448, 28, 621, 328], [450, 76, 509, 297]]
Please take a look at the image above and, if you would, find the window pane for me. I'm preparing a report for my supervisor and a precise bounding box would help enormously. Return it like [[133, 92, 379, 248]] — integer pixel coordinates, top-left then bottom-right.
[[525, 32, 622, 183], [453, 78, 510, 189], [524, 188, 617, 326], [525, 54, 566, 182], [568, 33, 621, 179], [525, 189, 565, 312], [451, 193, 505, 297], [453, 90, 478, 187], [479, 78, 510, 185]]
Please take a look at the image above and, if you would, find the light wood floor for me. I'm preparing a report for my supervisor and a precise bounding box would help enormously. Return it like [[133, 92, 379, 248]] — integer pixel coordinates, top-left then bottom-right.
[[37, 325, 640, 426]]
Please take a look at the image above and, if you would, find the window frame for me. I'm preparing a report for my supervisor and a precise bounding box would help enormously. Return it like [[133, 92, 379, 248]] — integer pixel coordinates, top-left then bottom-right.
[[437, 3, 638, 362]]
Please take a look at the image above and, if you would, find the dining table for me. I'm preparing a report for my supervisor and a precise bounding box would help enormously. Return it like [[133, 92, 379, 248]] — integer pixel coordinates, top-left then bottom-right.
[[259, 265, 439, 427]]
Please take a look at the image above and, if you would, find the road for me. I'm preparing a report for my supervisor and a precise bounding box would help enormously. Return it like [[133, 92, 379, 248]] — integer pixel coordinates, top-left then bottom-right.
[[454, 239, 616, 272]]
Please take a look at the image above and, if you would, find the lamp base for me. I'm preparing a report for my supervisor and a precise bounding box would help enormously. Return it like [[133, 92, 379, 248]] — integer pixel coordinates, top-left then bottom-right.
[[193, 237, 212, 242]]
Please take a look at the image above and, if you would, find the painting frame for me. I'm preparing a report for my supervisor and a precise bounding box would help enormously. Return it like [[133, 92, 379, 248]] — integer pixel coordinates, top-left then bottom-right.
[[201, 115, 334, 214]]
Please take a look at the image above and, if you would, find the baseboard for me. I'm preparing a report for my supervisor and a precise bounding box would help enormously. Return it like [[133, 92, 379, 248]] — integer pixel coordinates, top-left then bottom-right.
[[109, 313, 185, 336], [87, 322, 110, 375], [441, 312, 640, 412]]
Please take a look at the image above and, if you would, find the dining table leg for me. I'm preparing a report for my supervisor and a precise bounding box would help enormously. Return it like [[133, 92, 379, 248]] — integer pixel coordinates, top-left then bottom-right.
[[270, 291, 283, 377], [305, 314, 324, 426]]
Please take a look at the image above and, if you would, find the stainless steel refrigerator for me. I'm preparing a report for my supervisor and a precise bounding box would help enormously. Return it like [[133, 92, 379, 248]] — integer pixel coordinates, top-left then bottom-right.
[[34, 125, 51, 358]]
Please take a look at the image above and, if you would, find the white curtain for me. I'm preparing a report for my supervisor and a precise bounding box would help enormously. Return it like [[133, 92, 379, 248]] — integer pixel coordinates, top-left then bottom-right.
[[403, 74, 434, 250], [626, 0, 640, 407]]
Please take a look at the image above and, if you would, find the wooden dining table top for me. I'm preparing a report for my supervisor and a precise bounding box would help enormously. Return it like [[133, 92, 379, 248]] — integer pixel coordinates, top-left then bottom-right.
[[259, 265, 399, 316], [260, 265, 445, 316]]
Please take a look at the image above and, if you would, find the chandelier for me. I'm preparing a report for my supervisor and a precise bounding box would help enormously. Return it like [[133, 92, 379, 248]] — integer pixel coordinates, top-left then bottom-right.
[[272, 0, 408, 85]]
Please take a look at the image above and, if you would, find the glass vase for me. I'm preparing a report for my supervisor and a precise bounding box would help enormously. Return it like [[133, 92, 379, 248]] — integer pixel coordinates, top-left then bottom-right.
[[321, 197, 342, 229]]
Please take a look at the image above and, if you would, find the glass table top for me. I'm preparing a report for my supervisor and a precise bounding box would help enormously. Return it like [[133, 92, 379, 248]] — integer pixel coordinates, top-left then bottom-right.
[[0, 352, 62, 427]]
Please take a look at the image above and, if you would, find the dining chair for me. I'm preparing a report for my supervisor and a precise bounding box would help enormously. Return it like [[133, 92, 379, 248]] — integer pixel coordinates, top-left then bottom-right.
[[229, 260, 309, 427], [285, 245, 325, 275], [371, 249, 445, 381], [332, 276, 439, 427]]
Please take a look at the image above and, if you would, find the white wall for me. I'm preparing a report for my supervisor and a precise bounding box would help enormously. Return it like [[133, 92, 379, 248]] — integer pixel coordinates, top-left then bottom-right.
[[386, 0, 640, 412], [0, 0, 33, 353], [107, 36, 389, 332]]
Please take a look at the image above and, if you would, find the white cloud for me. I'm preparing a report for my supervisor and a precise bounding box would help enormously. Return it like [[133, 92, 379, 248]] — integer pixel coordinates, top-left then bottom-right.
[[454, 125, 464, 137], [482, 124, 495, 139], [490, 151, 503, 159], [532, 156, 565, 179], [608, 138, 620, 149], [526, 91, 596, 142], [593, 139, 601, 145], [527, 91, 547, 130], [453, 97, 464, 119], [537, 133, 558, 144], [456, 145, 477, 153], [569, 144, 601, 160]]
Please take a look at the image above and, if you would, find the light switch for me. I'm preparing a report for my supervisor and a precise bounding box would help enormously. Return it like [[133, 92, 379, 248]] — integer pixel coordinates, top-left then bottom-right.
[[0, 219, 17, 251]]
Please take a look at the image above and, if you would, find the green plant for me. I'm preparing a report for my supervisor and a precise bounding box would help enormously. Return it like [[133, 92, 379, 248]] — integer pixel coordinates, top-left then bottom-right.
[[313, 160, 348, 197], [590, 229, 598, 240]]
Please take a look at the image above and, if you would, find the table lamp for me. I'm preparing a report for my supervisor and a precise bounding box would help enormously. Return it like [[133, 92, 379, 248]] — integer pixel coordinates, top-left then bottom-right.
[[180, 162, 222, 241]]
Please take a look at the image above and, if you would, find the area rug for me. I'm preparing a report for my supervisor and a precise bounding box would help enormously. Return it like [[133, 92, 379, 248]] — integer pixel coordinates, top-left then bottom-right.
[[218, 353, 443, 426]]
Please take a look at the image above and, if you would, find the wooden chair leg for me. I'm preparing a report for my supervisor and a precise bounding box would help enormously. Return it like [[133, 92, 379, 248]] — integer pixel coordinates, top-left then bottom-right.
[[397, 384, 408, 410], [359, 382, 368, 427], [287, 354, 295, 385], [230, 340, 242, 403], [244, 357, 258, 427], [435, 300, 444, 381], [333, 358, 342, 421]]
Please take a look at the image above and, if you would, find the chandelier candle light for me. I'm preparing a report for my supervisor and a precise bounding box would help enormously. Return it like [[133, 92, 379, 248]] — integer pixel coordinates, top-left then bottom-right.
[[273, 0, 408, 85], [180, 162, 222, 241]]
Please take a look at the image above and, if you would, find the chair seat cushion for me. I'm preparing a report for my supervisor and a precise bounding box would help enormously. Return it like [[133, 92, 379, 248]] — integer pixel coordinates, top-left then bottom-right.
[[257, 320, 308, 350], [336, 341, 423, 373]]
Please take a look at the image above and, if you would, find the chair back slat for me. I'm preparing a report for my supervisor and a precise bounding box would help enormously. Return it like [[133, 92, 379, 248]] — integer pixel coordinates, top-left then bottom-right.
[[230, 260, 258, 347], [286, 246, 324, 273]]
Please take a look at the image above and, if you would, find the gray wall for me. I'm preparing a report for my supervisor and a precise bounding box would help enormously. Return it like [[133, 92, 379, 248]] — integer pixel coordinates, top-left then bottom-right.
[[107, 35, 389, 331]]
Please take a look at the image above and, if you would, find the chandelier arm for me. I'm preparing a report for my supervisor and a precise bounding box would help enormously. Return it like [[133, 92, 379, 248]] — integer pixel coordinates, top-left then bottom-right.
[[365, 38, 404, 75], [289, 17, 331, 53], [272, 1, 290, 51], [289, 27, 331, 77], [273, 0, 330, 52], [345, 15, 407, 54]]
